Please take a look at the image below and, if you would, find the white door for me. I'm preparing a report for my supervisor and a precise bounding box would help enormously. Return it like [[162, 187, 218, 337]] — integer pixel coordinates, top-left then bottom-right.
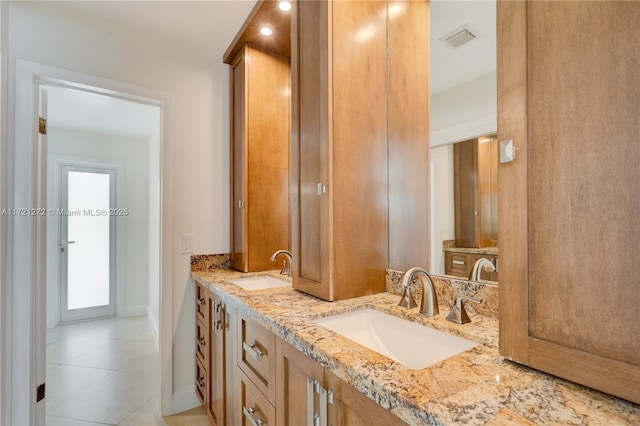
[[59, 165, 117, 322]]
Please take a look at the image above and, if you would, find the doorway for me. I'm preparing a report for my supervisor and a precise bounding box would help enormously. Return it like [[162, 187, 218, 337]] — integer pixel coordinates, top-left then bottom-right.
[[58, 164, 117, 323], [7, 59, 174, 425]]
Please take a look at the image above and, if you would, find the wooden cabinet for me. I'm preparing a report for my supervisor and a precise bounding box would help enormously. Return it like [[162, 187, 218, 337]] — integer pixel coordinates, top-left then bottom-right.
[[239, 370, 276, 426], [498, 1, 640, 404], [291, 0, 430, 301], [195, 284, 239, 426], [237, 312, 277, 405], [229, 44, 290, 272], [444, 252, 498, 282], [454, 136, 498, 248], [275, 339, 406, 426]]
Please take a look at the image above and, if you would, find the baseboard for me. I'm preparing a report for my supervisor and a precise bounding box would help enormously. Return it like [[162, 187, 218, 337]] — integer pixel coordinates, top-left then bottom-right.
[[171, 387, 201, 415], [147, 307, 159, 350], [119, 305, 148, 318], [431, 113, 497, 148]]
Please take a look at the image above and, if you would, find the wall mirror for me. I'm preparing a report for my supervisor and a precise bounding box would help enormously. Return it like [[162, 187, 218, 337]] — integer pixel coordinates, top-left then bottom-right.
[[429, 0, 498, 284]]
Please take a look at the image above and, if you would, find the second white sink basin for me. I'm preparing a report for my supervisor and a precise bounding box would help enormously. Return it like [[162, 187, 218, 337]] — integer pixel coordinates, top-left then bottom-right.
[[229, 275, 291, 291], [313, 309, 477, 370]]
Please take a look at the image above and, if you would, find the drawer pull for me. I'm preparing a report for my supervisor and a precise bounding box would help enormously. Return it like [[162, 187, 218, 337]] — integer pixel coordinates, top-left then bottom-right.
[[452, 260, 465, 265], [243, 341, 265, 360], [196, 297, 205, 307], [243, 406, 265, 426], [197, 376, 205, 391]]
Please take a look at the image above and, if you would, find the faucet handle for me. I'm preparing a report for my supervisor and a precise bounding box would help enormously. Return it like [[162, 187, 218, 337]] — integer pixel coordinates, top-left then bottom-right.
[[446, 295, 482, 324], [398, 285, 418, 309]]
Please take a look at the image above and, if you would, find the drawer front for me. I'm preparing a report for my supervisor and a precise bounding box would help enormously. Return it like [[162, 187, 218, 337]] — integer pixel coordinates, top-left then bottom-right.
[[196, 283, 209, 325], [238, 313, 276, 404], [240, 370, 276, 426], [195, 356, 207, 405], [445, 253, 471, 277], [196, 318, 208, 366]]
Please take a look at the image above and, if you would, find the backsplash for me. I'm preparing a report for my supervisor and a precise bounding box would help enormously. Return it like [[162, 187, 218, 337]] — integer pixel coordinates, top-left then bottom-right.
[[190, 254, 230, 272], [386, 269, 498, 320]]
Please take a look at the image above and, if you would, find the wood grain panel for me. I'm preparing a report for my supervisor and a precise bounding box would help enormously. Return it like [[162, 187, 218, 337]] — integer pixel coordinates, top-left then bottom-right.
[[499, 0, 640, 404], [331, 0, 388, 300], [246, 46, 290, 272], [454, 139, 479, 248], [275, 338, 325, 426], [326, 370, 407, 426], [527, 0, 640, 367], [388, 0, 430, 272], [230, 50, 248, 271], [293, 0, 327, 288], [497, 0, 530, 364]]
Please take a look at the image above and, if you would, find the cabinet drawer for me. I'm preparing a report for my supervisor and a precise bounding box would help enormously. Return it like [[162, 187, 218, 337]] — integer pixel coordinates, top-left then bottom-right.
[[195, 356, 207, 405], [196, 318, 208, 367], [445, 253, 471, 277], [239, 370, 276, 426], [196, 283, 209, 325], [238, 312, 276, 404]]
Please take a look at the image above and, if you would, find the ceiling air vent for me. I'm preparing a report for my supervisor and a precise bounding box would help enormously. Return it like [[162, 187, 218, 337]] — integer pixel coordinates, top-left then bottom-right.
[[439, 25, 481, 49]]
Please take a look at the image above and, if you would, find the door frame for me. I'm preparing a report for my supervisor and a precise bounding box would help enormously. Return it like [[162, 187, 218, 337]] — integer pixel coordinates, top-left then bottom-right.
[[50, 159, 123, 326], [6, 59, 175, 425]]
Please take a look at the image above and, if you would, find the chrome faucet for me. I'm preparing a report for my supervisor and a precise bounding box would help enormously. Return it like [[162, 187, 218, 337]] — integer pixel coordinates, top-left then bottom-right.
[[397, 267, 439, 317], [468, 257, 496, 282], [270, 250, 292, 277]]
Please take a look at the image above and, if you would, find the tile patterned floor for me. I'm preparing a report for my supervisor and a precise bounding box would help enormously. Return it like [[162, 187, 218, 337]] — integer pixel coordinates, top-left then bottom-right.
[[46, 316, 209, 426]]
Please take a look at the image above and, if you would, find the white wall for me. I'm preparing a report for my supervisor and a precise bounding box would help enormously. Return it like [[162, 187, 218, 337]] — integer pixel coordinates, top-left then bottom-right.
[[431, 70, 497, 147], [430, 144, 455, 275], [46, 127, 150, 326], [7, 1, 244, 403]]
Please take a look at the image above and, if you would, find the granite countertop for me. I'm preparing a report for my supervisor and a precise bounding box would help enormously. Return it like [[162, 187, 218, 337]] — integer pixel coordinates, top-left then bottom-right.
[[191, 268, 639, 426]]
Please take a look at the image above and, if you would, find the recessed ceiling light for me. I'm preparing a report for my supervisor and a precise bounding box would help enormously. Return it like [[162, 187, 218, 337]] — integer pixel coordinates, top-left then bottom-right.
[[260, 27, 273, 36], [279, 1, 292, 12]]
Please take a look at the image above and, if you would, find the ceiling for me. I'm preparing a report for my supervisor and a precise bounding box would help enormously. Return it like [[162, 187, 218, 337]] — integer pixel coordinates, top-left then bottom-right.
[[43, 0, 494, 132], [46, 85, 160, 139], [430, 0, 496, 94], [56, 0, 494, 93]]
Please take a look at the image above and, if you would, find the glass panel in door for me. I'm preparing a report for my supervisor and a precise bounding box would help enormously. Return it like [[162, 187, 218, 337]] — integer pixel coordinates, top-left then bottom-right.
[[60, 166, 116, 322]]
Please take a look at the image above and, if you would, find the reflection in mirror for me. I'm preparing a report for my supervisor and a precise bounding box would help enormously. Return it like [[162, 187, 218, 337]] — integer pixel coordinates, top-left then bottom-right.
[[430, 135, 498, 283], [429, 0, 497, 284]]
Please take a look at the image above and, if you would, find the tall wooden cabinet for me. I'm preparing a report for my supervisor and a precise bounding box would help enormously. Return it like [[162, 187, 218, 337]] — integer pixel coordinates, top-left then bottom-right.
[[454, 136, 498, 248], [229, 44, 290, 272], [291, 0, 430, 301], [498, 1, 640, 404]]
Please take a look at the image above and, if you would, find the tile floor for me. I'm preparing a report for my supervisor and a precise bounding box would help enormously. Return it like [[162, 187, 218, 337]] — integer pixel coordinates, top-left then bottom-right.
[[46, 316, 209, 426]]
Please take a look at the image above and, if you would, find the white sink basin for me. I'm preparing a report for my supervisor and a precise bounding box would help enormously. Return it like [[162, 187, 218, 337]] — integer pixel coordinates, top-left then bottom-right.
[[229, 275, 291, 291], [312, 309, 477, 370]]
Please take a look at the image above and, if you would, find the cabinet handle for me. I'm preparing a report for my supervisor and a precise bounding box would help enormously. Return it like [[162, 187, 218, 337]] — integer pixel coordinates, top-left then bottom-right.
[[215, 302, 224, 331], [243, 406, 265, 426], [238, 200, 245, 208], [306, 377, 315, 426], [243, 341, 264, 360], [196, 297, 205, 307], [317, 182, 327, 196], [452, 260, 465, 265], [197, 376, 205, 391], [318, 382, 328, 426]]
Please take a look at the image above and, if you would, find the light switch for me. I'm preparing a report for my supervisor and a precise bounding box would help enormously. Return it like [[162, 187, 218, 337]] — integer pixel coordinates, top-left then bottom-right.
[[182, 234, 193, 254], [500, 139, 516, 163]]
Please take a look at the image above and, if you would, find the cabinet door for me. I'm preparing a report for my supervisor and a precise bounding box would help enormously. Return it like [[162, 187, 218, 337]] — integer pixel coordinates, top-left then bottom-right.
[[207, 293, 225, 425], [275, 339, 325, 426], [454, 139, 479, 248], [291, 0, 331, 298], [325, 370, 406, 426], [498, 1, 640, 404], [230, 48, 248, 271]]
